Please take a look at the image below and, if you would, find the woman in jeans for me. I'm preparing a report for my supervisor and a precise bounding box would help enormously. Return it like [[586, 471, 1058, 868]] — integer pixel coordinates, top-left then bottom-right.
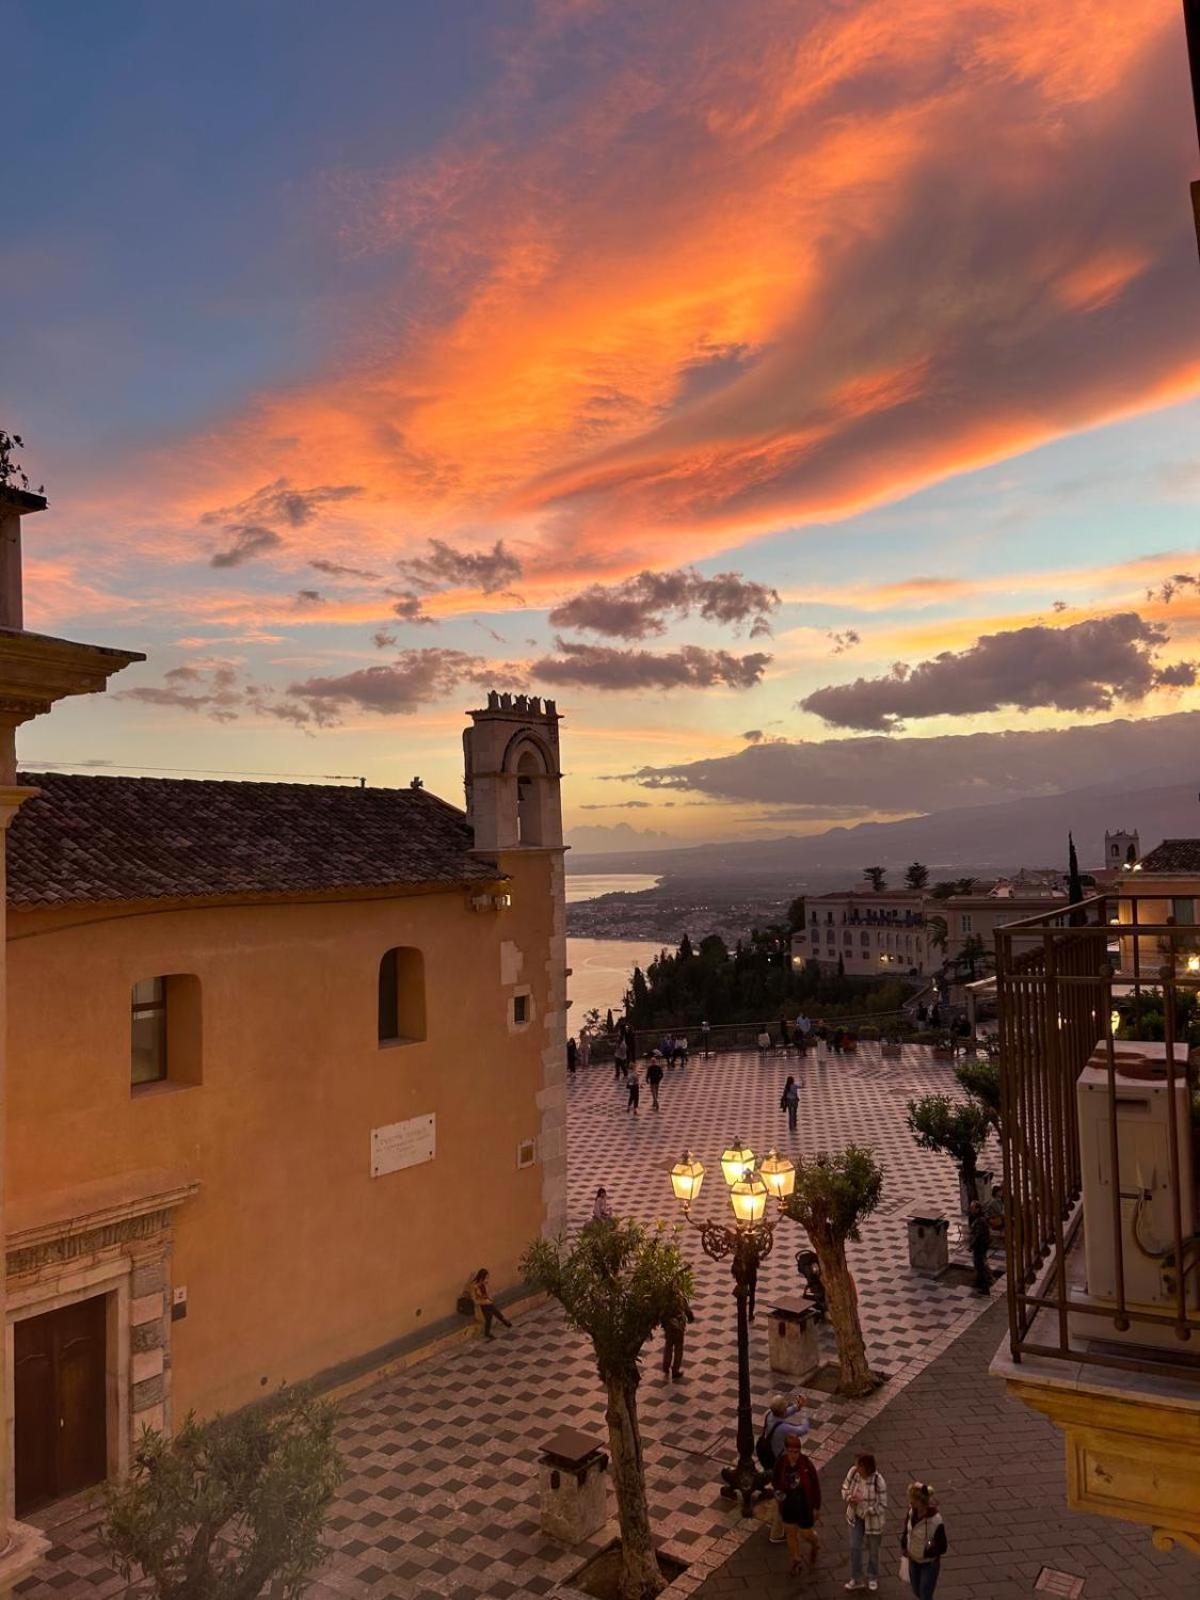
[[841, 1451, 887, 1591], [900, 1483, 947, 1597], [470, 1268, 512, 1341]]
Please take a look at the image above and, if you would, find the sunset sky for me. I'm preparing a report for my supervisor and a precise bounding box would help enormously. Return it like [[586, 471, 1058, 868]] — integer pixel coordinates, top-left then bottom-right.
[[6, 1, 1200, 850]]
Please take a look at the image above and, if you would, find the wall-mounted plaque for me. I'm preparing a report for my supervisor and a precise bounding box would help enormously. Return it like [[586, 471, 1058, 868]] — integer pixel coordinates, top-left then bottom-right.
[[370, 1114, 436, 1178]]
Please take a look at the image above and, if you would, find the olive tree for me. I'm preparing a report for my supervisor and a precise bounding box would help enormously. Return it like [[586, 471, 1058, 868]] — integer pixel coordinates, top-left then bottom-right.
[[906, 1093, 993, 1211], [522, 1220, 693, 1600], [783, 1145, 884, 1397], [101, 1386, 342, 1600]]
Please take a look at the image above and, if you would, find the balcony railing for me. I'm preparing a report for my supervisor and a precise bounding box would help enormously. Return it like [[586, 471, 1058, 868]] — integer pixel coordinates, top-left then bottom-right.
[[996, 892, 1200, 1380]]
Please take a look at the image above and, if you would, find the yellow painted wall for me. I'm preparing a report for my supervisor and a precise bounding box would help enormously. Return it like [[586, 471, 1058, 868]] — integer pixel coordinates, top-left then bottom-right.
[[5, 852, 558, 1416]]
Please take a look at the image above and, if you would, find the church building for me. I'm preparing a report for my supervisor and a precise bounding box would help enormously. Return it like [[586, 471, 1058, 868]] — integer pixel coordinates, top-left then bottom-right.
[[3, 692, 568, 1519]]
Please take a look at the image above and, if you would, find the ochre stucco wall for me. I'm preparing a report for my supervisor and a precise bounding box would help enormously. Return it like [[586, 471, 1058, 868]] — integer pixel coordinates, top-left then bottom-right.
[[5, 851, 559, 1417]]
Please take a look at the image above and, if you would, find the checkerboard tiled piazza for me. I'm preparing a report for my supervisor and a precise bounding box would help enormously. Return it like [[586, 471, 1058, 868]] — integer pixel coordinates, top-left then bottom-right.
[[20, 1044, 999, 1600]]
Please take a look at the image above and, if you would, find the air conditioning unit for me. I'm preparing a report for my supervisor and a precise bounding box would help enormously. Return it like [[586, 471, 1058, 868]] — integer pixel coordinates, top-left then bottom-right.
[[1075, 1046, 1198, 1341]]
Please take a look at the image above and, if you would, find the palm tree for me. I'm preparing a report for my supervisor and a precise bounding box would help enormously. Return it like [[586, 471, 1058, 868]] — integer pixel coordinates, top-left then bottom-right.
[[926, 915, 948, 955], [864, 866, 887, 892]]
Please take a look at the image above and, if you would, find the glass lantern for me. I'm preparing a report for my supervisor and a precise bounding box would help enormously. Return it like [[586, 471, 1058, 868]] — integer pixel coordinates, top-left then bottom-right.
[[670, 1151, 706, 1208], [729, 1169, 768, 1225], [759, 1148, 796, 1201], [720, 1139, 755, 1188]]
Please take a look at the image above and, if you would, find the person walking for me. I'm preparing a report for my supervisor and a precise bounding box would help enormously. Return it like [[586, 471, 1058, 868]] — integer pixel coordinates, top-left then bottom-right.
[[469, 1268, 512, 1341], [772, 1434, 821, 1577], [660, 1285, 694, 1380], [841, 1451, 887, 1592], [645, 1052, 664, 1111], [566, 1035, 578, 1074], [592, 1186, 613, 1223], [758, 1395, 811, 1543], [781, 1074, 800, 1132], [578, 1031, 591, 1071], [900, 1483, 947, 1598], [613, 1034, 628, 1080], [968, 1200, 991, 1295], [626, 1069, 641, 1114]]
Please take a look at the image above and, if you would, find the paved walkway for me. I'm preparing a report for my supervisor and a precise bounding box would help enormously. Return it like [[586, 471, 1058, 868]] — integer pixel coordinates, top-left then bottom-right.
[[18, 1042, 1157, 1600], [687, 1299, 1195, 1600]]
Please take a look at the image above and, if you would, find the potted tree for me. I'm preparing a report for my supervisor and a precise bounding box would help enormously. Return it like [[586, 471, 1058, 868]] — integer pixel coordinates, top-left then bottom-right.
[[782, 1146, 884, 1396], [523, 1219, 693, 1600], [906, 1094, 993, 1212]]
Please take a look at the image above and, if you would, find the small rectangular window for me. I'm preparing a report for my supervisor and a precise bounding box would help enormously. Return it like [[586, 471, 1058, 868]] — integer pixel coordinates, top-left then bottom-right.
[[378, 947, 426, 1045], [513, 994, 529, 1025], [131, 978, 167, 1084]]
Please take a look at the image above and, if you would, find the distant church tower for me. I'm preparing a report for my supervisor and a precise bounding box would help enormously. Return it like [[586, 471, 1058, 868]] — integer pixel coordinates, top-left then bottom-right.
[[1105, 828, 1140, 868], [462, 693, 567, 1238]]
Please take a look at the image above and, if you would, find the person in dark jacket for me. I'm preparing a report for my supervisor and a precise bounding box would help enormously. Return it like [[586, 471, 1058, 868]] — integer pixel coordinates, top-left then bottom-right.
[[660, 1286, 694, 1380], [781, 1074, 800, 1132], [626, 1070, 641, 1114], [968, 1200, 991, 1294], [645, 1053, 665, 1111], [901, 1483, 947, 1597], [772, 1434, 821, 1575], [566, 1035, 577, 1074]]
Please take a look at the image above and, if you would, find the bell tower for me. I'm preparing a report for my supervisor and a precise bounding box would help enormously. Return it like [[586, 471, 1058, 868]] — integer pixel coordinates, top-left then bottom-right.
[[462, 692, 568, 1241], [463, 692, 563, 854]]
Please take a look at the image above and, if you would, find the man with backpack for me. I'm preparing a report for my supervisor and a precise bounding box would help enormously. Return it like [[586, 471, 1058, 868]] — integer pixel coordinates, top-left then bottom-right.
[[757, 1393, 811, 1542]]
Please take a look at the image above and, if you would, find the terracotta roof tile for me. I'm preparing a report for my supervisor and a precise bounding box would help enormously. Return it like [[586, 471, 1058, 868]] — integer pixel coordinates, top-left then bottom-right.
[[8, 773, 499, 907], [1136, 838, 1200, 874]]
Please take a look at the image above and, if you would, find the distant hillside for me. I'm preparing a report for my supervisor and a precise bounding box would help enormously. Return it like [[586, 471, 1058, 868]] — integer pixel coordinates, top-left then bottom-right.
[[566, 773, 1200, 881]]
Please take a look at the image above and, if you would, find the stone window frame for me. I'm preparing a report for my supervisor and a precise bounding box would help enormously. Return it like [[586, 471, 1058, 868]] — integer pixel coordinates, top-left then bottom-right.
[[509, 986, 533, 1033]]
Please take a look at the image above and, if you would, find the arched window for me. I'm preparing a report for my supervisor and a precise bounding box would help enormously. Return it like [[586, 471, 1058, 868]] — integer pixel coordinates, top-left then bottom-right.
[[378, 948, 426, 1045], [516, 748, 543, 845]]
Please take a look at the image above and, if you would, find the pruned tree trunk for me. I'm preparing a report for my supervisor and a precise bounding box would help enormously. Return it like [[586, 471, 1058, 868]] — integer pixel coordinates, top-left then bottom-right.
[[604, 1373, 665, 1600], [813, 1238, 880, 1398]]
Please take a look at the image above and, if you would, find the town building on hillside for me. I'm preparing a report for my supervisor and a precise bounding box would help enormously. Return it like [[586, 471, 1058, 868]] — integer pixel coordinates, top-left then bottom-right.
[[1111, 836, 1200, 977], [798, 887, 932, 976], [3, 693, 568, 1520]]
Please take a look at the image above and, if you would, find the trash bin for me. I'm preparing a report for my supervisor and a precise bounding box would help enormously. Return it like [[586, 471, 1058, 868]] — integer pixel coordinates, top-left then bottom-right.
[[538, 1427, 610, 1543], [907, 1215, 949, 1275], [767, 1294, 821, 1377]]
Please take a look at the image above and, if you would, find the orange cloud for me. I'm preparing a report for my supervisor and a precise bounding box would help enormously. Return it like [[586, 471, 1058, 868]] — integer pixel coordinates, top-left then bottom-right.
[[59, 0, 1199, 603]]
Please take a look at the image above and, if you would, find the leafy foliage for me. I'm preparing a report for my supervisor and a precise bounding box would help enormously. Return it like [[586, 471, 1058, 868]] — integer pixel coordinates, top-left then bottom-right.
[[100, 1386, 342, 1600], [783, 1145, 884, 1246], [904, 861, 929, 890], [954, 1057, 1001, 1126], [522, 1219, 693, 1384], [925, 915, 948, 952], [0, 429, 43, 495], [623, 934, 916, 1030], [863, 866, 886, 892], [906, 1094, 992, 1179]]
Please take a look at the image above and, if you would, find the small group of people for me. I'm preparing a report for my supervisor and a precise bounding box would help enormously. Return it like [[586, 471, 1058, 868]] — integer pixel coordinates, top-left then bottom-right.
[[656, 1031, 689, 1066], [758, 1394, 948, 1593]]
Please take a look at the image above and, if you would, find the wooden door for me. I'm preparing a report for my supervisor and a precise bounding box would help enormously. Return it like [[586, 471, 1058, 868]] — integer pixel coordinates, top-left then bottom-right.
[[14, 1297, 107, 1515]]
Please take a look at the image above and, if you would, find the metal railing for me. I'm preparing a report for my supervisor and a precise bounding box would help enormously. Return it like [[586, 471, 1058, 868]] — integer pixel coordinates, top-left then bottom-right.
[[996, 892, 1200, 1379], [628, 1010, 914, 1060]]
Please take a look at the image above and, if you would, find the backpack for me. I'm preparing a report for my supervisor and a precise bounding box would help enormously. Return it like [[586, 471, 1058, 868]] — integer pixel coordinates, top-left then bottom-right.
[[755, 1417, 785, 1471]]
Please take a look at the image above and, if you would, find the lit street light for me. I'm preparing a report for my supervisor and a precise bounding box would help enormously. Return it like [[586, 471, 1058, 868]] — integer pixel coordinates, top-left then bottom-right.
[[669, 1142, 795, 1515]]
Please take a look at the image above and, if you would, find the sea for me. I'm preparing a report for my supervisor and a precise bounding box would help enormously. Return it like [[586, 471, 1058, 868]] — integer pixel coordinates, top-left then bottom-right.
[[565, 873, 664, 1021]]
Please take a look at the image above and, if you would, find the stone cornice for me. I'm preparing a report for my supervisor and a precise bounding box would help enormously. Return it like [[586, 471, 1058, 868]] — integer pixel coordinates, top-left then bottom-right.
[[0, 627, 143, 715], [7, 1169, 199, 1257]]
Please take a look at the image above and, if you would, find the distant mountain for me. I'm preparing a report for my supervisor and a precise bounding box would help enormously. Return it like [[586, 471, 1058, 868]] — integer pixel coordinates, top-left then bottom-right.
[[566, 772, 1200, 881]]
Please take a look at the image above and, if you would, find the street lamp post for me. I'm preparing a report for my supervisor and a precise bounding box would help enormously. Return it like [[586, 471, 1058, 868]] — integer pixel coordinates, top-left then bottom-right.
[[669, 1142, 795, 1516]]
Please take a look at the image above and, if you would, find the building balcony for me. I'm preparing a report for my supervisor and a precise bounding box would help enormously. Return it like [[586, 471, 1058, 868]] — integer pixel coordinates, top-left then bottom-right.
[[990, 897, 1200, 1558]]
